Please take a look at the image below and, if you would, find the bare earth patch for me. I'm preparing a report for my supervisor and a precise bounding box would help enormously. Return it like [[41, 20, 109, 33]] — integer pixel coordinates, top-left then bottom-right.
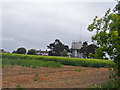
[[2, 65, 111, 88]]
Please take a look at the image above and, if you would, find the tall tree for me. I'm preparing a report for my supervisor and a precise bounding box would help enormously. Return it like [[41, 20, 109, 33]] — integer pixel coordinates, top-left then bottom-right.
[[87, 4, 120, 76], [79, 41, 88, 58], [47, 39, 69, 56], [79, 42, 98, 58], [87, 44, 98, 58]]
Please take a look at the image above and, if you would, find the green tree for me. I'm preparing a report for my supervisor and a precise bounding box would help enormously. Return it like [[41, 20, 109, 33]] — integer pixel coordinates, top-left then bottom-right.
[[27, 49, 37, 55], [12, 50, 17, 53], [80, 42, 98, 58], [87, 8, 120, 76], [79, 41, 88, 58], [47, 39, 69, 56], [87, 44, 98, 58], [16, 47, 27, 54]]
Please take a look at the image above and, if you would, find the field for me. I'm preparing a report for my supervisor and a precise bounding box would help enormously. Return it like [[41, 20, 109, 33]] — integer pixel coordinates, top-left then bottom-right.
[[2, 53, 115, 68], [2, 65, 111, 88], [1, 53, 115, 88]]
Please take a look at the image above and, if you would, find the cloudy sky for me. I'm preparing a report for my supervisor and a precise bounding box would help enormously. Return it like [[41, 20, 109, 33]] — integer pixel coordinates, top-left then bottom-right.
[[1, 0, 117, 52]]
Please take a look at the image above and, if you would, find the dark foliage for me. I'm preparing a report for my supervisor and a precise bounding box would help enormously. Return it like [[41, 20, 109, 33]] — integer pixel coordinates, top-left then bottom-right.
[[16, 47, 27, 54], [27, 49, 37, 55], [47, 39, 69, 56], [80, 42, 98, 58]]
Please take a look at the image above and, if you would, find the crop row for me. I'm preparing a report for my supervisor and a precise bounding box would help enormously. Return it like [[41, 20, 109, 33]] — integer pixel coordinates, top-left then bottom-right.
[[1, 53, 115, 68]]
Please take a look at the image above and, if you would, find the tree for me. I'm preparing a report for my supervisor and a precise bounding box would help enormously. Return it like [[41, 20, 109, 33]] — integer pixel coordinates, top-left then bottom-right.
[[87, 44, 98, 58], [79, 42, 98, 58], [61, 50, 68, 57], [16, 47, 27, 54], [47, 39, 69, 56], [27, 49, 36, 55], [12, 50, 17, 53], [79, 41, 88, 58], [87, 7, 120, 76]]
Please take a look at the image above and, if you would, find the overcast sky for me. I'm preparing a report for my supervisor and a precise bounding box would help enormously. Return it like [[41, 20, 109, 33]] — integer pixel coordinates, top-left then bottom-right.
[[1, 0, 117, 52]]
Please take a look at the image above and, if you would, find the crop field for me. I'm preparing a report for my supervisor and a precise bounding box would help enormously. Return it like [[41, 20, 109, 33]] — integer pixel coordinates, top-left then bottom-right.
[[1, 53, 116, 88], [2, 53, 115, 68]]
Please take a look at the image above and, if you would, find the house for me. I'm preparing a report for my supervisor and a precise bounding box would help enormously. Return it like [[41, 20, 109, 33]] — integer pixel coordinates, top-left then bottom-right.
[[71, 41, 83, 58]]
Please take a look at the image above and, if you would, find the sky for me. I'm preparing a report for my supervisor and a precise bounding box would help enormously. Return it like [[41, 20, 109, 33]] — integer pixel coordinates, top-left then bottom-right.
[[0, 0, 117, 52]]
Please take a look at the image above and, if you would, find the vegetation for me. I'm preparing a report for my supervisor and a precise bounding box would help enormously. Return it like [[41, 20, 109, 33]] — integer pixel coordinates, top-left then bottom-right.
[[92, 80, 119, 88], [80, 42, 98, 58], [61, 50, 68, 57], [74, 69, 81, 72], [16, 47, 27, 54], [27, 49, 37, 55], [2, 58, 62, 68], [2, 53, 115, 68], [88, 8, 120, 76], [47, 39, 70, 56], [88, 2, 120, 88], [88, 9, 120, 61]]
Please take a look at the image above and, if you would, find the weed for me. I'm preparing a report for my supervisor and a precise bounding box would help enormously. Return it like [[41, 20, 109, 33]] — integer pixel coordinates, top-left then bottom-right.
[[44, 75, 48, 77], [16, 85, 23, 89], [74, 69, 81, 72], [33, 78, 39, 81], [34, 73, 38, 77]]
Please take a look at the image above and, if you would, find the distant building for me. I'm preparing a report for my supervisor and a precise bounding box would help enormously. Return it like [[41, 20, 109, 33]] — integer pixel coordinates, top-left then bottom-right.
[[36, 50, 48, 56], [0, 49, 10, 53], [71, 41, 83, 58]]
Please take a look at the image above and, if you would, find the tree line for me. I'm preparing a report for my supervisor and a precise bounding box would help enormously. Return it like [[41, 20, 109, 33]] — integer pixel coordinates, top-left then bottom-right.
[[10, 39, 98, 58]]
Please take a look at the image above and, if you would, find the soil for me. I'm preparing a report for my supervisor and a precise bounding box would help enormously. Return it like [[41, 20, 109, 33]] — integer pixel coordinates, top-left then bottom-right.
[[2, 65, 111, 88]]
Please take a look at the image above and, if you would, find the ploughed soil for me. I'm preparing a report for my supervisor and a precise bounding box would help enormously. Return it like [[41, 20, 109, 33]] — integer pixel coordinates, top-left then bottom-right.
[[2, 65, 111, 88]]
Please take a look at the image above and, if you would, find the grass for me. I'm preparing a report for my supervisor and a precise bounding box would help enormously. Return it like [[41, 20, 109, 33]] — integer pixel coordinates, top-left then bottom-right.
[[33, 78, 39, 81], [2, 64, 13, 68], [34, 73, 38, 77], [2, 58, 62, 68], [92, 81, 119, 88], [74, 69, 81, 72], [1, 53, 116, 68], [16, 85, 24, 89], [44, 75, 49, 77]]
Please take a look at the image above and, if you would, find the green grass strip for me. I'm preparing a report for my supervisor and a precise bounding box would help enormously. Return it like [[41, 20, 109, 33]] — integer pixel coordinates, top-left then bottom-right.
[[2, 58, 62, 68]]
